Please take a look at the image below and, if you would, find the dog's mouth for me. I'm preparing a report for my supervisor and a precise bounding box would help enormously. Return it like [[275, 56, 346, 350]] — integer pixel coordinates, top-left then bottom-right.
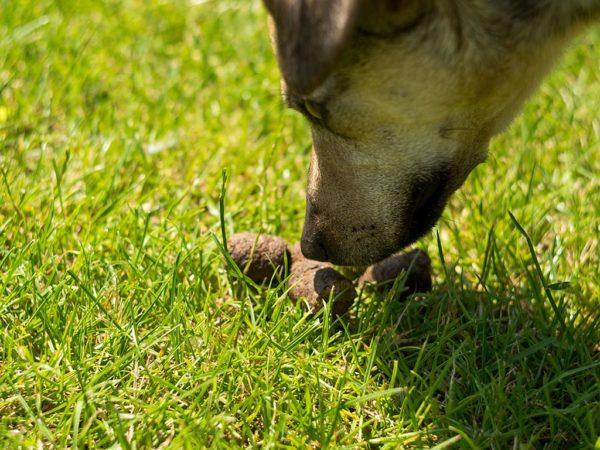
[[402, 170, 452, 246]]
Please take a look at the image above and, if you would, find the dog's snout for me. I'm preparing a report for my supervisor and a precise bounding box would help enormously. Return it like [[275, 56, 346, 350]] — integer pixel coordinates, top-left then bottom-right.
[[301, 199, 331, 261], [300, 230, 330, 262]]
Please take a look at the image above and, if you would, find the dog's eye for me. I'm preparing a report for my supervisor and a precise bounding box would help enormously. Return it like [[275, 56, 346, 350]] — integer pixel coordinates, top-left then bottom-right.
[[304, 101, 323, 120]]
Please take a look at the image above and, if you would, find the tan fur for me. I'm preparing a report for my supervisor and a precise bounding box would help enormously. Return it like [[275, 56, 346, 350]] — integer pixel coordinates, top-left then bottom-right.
[[265, 0, 600, 265]]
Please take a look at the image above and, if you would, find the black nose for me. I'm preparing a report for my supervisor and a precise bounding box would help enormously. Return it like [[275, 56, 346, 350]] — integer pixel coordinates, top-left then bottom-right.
[[300, 231, 329, 262]]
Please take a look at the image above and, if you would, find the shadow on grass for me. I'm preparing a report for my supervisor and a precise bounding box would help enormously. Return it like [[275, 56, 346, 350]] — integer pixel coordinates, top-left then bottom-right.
[[345, 269, 600, 449]]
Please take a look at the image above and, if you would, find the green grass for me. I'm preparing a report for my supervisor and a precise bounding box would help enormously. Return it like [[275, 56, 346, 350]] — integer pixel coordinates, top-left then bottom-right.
[[1, 1, 599, 448]]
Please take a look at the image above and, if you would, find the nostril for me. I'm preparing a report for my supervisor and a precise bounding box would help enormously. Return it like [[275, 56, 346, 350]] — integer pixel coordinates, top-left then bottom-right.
[[300, 233, 329, 262]]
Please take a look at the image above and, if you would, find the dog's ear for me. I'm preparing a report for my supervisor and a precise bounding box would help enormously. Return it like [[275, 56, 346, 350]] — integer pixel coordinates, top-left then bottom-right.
[[263, 0, 360, 95]]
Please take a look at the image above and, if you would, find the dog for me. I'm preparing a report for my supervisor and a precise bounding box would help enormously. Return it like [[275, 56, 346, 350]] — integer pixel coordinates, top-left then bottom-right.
[[263, 0, 599, 266]]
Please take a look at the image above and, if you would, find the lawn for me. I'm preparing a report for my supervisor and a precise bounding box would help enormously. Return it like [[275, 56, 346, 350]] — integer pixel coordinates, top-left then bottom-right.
[[1, 1, 599, 448]]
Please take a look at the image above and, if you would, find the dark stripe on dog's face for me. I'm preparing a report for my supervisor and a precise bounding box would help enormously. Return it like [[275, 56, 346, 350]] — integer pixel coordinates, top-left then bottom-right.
[[405, 167, 452, 245]]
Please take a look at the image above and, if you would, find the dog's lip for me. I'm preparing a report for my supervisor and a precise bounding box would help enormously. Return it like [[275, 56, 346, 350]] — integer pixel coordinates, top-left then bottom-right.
[[405, 175, 451, 244], [326, 244, 399, 266], [412, 169, 448, 209]]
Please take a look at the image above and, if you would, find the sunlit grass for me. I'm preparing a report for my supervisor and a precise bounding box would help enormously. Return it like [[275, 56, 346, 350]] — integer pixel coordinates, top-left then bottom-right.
[[1, 1, 599, 448]]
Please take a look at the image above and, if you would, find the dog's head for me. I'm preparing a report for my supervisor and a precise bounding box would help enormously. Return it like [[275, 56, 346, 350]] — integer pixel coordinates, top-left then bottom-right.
[[264, 0, 567, 265]]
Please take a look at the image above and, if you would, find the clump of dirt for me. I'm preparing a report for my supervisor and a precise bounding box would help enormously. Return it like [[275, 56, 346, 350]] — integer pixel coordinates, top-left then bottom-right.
[[227, 232, 289, 282], [226, 232, 433, 316]]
